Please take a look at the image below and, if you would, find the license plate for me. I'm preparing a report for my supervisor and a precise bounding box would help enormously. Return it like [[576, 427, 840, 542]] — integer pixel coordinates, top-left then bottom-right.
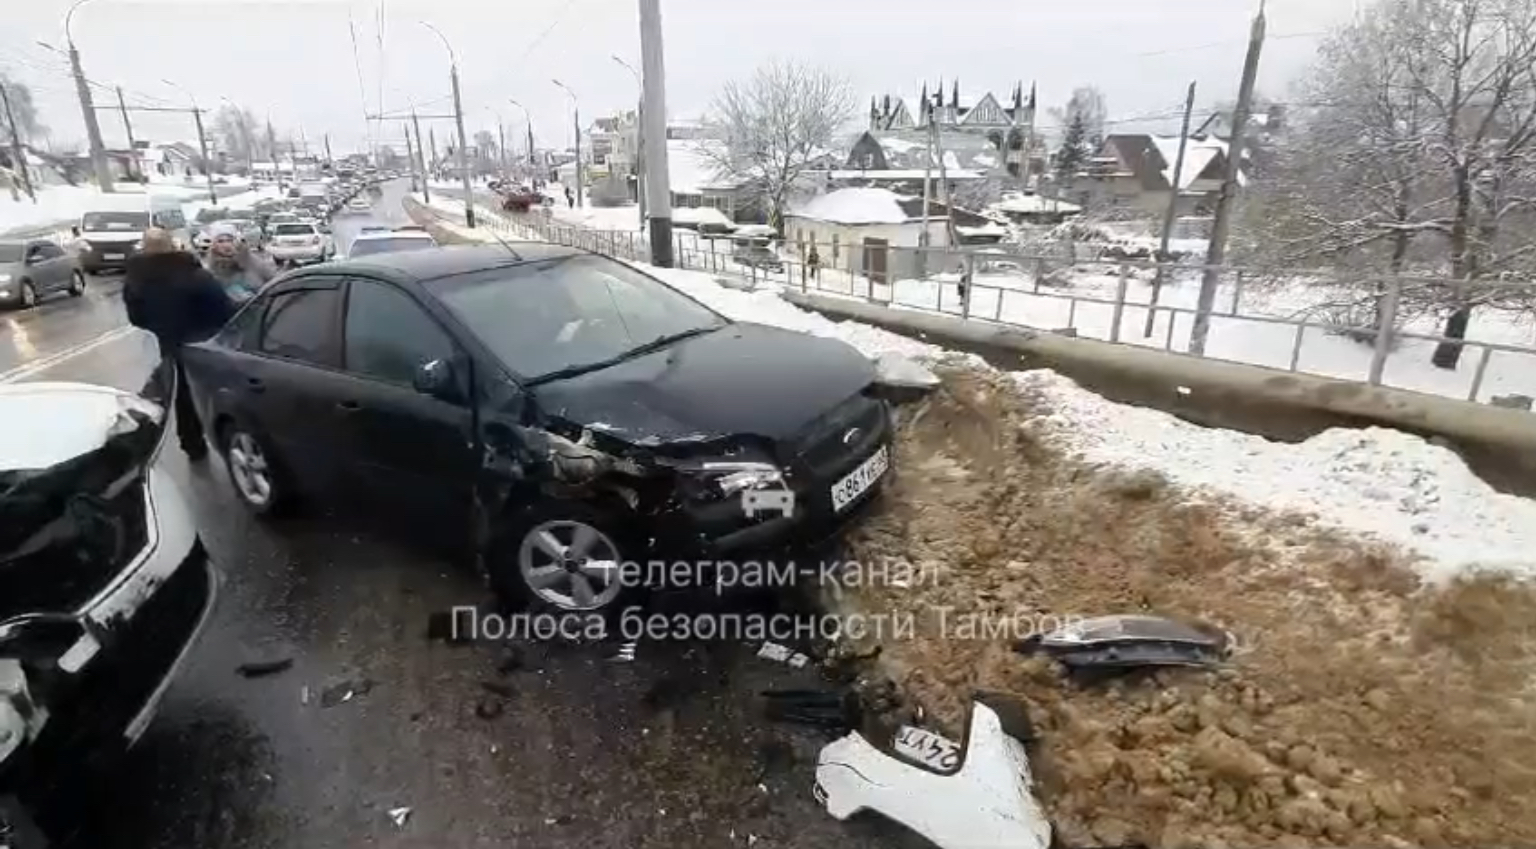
[[830, 445, 888, 512], [893, 725, 962, 771], [102, 253, 124, 260]]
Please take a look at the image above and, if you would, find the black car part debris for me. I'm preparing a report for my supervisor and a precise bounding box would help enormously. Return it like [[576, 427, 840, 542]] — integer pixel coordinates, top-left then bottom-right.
[[761, 688, 862, 731], [1014, 614, 1232, 672], [235, 657, 294, 679]]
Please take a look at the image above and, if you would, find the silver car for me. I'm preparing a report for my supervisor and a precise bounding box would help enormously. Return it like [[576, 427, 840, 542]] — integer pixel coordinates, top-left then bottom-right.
[[0, 239, 86, 309]]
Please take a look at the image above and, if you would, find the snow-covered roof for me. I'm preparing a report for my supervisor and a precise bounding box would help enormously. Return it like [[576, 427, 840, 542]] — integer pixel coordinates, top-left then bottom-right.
[[826, 168, 984, 181], [1147, 136, 1248, 189], [788, 187, 933, 225], [672, 206, 734, 229], [667, 140, 744, 194], [990, 193, 1082, 215]]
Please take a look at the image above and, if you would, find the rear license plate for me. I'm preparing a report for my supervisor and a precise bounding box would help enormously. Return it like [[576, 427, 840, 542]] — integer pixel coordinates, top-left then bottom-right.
[[102, 253, 124, 260], [893, 725, 962, 771], [830, 445, 888, 512]]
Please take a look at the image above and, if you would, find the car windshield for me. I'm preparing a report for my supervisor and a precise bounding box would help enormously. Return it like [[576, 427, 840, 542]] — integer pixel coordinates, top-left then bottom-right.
[[195, 208, 228, 223], [273, 223, 315, 236], [433, 255, 728, 381], [81, 211, 150, 231], [0, 244, 24, 263], [348, 237, 434, 257]]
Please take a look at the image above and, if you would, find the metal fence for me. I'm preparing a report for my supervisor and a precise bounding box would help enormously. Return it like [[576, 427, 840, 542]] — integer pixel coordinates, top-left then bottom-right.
[[421, 201, 1536, 407]]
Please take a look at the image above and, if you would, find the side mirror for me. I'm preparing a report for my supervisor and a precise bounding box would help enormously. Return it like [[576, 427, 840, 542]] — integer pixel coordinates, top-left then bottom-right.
[[413, 358, 459, 401]]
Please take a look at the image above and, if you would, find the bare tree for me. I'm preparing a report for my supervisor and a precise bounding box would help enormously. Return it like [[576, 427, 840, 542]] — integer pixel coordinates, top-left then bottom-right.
[[212, 105, 265, 162], [702, 61, 855, 231], [1247, 0, 1536, 368], [0, 74, 43, 142]]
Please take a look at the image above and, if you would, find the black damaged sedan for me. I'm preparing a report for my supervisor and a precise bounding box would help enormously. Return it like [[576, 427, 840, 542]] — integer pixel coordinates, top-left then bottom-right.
[[182, 243, 894, 612]]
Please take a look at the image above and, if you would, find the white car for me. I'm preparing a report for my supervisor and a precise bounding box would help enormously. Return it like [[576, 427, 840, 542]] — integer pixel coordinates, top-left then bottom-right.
[[345, 196, 372, 213], [345, 229, 438, 259], [266, 222, 334, 266]]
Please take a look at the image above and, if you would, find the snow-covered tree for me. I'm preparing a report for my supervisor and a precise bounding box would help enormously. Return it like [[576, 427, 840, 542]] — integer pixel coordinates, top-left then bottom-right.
[[1249, 0, 1536, 368], [702, 61, 855, 231], [212, 105, 266, 162], [0, 74, 42, 142], [1055, 112, 1091, 184]]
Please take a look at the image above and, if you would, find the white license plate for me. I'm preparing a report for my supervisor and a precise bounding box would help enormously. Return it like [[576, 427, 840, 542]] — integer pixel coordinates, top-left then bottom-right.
[[830, 445, 888, 512], [894, 725, 962, 771], [102, 253, 124, 260]]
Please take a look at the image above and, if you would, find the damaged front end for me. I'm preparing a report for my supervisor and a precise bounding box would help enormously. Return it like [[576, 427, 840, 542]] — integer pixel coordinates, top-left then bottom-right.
[[0, 380, 217, 843]]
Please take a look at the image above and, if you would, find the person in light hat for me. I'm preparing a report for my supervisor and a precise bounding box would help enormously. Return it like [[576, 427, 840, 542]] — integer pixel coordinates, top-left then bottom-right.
[[202, 221, 276, 303]]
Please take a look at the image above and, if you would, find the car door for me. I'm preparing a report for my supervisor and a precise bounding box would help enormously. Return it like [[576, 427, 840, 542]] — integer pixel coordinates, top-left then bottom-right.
[[232, 276, 356, 498], [333, 275, 479, 527], [30, 242, 71, 292]]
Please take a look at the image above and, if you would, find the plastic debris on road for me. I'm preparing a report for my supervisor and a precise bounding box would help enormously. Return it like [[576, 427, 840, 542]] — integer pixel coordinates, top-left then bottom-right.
[[814, 696, 1051, 849], [757, 641, 810, 668], [387, 806, 411, 827]]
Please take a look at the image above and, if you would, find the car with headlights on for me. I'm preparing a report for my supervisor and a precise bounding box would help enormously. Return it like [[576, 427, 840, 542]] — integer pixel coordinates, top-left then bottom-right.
[[181, 243, 895, 614], [0, 376, 216, 847], [0, 240, 86, 309]]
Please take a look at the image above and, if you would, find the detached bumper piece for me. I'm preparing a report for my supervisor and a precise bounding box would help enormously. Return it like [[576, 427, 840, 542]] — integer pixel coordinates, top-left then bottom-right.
[[814, 696, 1052, 849]]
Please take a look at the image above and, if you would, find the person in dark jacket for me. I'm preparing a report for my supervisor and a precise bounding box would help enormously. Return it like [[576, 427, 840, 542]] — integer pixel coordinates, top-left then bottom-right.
[[124, 228, 237, 460]]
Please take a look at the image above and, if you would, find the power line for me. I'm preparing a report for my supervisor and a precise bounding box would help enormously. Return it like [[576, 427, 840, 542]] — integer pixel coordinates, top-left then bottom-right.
[[1134, 30, 1325, 58]]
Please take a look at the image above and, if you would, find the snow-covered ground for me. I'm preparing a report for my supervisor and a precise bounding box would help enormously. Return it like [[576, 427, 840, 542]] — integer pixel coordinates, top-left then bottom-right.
[[0, 181, 281, 237]]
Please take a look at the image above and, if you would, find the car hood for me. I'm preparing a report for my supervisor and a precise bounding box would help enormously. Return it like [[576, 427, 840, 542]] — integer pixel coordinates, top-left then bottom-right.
[[0, 383, 163, 473], [530, 322, 875, 446]]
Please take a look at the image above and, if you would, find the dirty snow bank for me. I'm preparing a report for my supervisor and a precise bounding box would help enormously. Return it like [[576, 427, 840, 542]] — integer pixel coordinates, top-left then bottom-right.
[[1015, 370, 1536, 582]]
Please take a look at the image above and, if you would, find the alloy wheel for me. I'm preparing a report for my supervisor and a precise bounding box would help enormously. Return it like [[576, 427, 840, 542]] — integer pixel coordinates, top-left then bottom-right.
[[227, 432, 274, 507], [20, 283, 36, 308], [517, 520, 624, 611]]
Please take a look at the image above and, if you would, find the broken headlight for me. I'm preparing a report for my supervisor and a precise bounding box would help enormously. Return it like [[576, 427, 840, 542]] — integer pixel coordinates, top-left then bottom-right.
[[677, 461, 785, 502]]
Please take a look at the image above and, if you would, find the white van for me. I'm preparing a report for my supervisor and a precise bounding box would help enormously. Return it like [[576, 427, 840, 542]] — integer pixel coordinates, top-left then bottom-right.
[[75, 194, 191, 274]]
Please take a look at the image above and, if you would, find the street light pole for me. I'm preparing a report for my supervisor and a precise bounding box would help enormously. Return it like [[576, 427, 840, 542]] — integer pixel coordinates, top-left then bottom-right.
[[50, 3, 112, 191], [164, 79, 217, 205], [422, 22, 476, 227], [509, 99, 534, 176], [552, 79, 583, 208], [613, 55, 645, 223], [638, 0, 674, 266]]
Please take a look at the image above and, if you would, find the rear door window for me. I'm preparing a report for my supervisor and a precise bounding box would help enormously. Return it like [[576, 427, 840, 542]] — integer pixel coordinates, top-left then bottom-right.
[[259, 287, 341, 366]]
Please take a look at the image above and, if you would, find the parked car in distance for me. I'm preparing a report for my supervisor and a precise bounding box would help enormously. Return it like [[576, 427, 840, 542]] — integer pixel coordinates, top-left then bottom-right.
[[345, 230, 437, 259], [181, 244, 893, 615], [74, 210, 151, 274], [0, 378, 216, 846], [0, 240, 86, 309], [345, 196, 372, 213], [265, 222, 333, 267]]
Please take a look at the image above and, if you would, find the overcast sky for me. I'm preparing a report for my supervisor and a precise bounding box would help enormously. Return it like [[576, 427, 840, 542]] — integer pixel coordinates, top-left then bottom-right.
[[3, 0, 1356, 156]]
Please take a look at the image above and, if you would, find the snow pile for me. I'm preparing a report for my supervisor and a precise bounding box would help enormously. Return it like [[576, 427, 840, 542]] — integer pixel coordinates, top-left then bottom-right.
[[790, 187, 919, 225], [1014, 369, 1536, 581]]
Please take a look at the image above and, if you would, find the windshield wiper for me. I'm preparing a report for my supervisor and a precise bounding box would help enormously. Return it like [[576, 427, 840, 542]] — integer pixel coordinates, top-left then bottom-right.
[[527, 325, 722, 385]]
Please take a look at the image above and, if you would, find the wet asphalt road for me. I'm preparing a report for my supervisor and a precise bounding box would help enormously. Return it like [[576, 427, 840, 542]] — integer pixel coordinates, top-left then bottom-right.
[[3, 182, 924, 849]]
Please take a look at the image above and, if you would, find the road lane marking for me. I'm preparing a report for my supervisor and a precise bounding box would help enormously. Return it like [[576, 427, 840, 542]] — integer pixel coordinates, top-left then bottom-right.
[[0, 326, 139, 384]]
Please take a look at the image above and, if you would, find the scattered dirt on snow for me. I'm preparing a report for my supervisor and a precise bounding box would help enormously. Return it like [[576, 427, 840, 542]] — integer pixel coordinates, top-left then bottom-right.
[[836, 363, 1536, 849]]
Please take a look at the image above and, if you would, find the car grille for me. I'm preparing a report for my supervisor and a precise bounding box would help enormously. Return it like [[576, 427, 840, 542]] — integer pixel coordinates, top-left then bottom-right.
[[785, 392, 888, 480], [85, 241, 136, 254]]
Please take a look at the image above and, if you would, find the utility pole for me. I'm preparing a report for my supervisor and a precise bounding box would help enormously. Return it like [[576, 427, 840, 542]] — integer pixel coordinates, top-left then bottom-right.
[[448, 60, 476, 227], [917, 112, 935, 276], [1190, 2, 1265, 356], [635, 101, 647, 222], [324, 132, 333, 166], [638, 0, 673, 266], [68, 42, 113, 192], [265, 118, 278, 185], [429, 127, 438, 177], [191, 106, 217, 204], [1018, 82, 1037, 190], [498, 122, 507, 174], [115, 87, 137, 153], [0, 83, 36, 202], [412, 110, 431, 204], [404, 121, 419, 192], [1146, 81, 1198, 338]]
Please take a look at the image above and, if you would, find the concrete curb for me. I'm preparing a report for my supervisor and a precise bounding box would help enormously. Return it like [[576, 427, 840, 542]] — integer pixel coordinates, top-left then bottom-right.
[[779, 289, 1536, 452]]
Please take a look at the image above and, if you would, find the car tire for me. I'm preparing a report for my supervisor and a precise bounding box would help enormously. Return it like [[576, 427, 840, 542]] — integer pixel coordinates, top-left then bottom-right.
[[219, 421, 292, 517], [68, 271, 87, 297], [487, 500, 638, 616], [17, 281, 36, 309]]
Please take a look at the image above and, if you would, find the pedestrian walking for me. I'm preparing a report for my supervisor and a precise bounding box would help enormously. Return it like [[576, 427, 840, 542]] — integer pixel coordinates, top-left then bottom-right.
[[565, 186, 575, 208], [807, 244, 822, 283], [202, 222, 277, 303], [123, 228, 236, 461]]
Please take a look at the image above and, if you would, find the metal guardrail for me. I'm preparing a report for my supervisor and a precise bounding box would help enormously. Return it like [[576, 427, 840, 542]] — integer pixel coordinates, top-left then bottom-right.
[[417, 199, 1536, 407]]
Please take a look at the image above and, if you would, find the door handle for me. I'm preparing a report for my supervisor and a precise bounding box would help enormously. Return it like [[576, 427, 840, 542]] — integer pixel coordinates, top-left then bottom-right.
[[245, 377, 265, 394], [337, 400, 362, 412]]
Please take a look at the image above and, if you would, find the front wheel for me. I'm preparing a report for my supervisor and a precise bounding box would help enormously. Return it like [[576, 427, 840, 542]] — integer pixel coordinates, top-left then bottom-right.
[[18, 281, 37, 309], [68, 270, 87, 297], [220, 423, 292, 517], [488, 501, 636, 614]]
